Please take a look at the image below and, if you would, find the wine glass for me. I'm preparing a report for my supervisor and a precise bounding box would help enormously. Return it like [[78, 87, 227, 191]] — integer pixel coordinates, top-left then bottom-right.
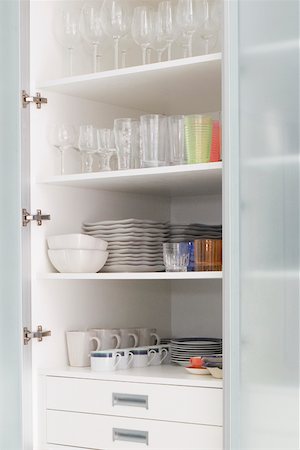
[[49, 124, 76, 175], [53, 6, 81, 76], [131, 6, 154, 65], [97, 129, 115, 171], [200, 0, 219, 54], [158, 1, 178, 61], [80, 2, 105, 73], [176, 0, 200, 58], [151, 12, 168, 63], [100, 0, 131, 70], [78, 125, 98, 173]]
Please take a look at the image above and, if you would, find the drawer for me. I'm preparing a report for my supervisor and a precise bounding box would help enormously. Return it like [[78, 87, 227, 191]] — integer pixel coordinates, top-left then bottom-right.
[[47, 410, 223, 450], [46, 376, 222, 426]]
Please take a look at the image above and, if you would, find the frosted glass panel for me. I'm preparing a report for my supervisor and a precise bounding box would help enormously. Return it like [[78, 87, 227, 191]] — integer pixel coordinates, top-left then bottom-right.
[[237, 0, 299, 448], [0, 1, 23, 449]]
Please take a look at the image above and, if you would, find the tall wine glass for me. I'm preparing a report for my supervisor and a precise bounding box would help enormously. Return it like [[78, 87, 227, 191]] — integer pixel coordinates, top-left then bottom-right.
[[100, 0, 131, 70], [200, 0, 218, 54], [49, 124, 76, 175], [131, 6, 154, 65], [53, 6, 81, 76], [78, 125, 98, 173], [151, 12, 168, 63], [80, 2, 105, 73], [176, 0, 200, 58], [158, 1, 178, 61]]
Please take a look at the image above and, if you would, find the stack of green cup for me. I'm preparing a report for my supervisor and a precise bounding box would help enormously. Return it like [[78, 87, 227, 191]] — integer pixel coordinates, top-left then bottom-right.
[[184, 115, 213, 164]]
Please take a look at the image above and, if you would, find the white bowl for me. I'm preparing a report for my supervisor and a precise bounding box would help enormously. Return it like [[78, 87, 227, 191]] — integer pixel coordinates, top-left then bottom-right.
[[48, 249, 108, 273], [47, 234, 108, 251]]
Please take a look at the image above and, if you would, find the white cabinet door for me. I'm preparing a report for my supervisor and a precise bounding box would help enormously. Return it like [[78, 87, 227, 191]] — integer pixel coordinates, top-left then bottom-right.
[[224, 0, 299, 448]]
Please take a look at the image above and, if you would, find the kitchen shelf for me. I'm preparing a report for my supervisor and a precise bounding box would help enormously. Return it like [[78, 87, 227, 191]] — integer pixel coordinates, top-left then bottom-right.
[[40, 364, 223, 389], [40, 272, 223, 281], [38, 53, 222, 115], [39, 162, 222, 196]]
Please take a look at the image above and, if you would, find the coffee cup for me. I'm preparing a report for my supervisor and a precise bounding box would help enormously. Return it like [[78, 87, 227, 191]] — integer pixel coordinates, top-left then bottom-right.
[[117, 349, 134, 370], [90, 349, 122, 372], [89, 328, 121, 350], [66, 331, 101, 367], [130, 347, 155, 368], [119, 328, 139, 348], [148, 345, 168, 366], [137, 328, 161, 346]]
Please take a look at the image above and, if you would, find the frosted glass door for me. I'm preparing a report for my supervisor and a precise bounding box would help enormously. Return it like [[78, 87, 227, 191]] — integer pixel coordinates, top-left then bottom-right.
[[224, 0, 299, 448], [0, 1, 24, 449]]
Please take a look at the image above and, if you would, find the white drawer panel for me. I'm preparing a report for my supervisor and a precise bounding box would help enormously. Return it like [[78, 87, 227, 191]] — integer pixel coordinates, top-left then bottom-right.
[[47, 410, 223, 450], [46, 376, 222, 426]]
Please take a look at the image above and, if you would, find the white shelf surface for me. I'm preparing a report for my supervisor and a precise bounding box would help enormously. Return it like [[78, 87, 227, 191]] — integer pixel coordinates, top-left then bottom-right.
[[38, 54, 222, 114], [39, 271, 223, 281], [39, 162, 222, 196], [40, 364, 222, 389]]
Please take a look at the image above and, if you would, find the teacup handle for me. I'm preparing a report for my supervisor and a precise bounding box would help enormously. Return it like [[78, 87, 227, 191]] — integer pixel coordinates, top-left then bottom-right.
[[129, 333, 139, 347], [127, 352, 134, 368], [160, 348, 168, 364], [114, 352, 122, 369], [147, 349, 157, 366], [88, 336, 101, 356], [112, 334, 121, 349], [151, 333, 161, 345]]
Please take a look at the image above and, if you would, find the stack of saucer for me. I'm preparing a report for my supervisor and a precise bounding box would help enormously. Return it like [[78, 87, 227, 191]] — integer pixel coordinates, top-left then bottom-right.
[[169, 223, 222, 243], [170, 337, 222, 366], [82, 218, 169, 272]]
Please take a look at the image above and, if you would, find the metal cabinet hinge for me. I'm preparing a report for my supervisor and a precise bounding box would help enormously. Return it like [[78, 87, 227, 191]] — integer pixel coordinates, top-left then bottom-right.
[[22, 208, 51, 227], [22, 90, 47, 109], [23, 326, 51, 345]]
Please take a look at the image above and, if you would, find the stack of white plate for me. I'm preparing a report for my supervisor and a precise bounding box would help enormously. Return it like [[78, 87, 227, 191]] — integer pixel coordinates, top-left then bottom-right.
[[82, 219, 169, 272], [170, 337, 222, 366], [169, 224, 222, 243]]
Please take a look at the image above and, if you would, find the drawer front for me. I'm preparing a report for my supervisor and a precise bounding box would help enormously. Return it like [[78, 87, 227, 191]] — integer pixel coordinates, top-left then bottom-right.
[[46, 376, 222, 426], [47, 410, 223, 450]]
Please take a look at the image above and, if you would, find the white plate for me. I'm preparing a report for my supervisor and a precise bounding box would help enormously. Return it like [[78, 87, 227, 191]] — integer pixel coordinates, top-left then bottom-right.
[[83, 219, 169, 226], [102, 265, 165, 272], [185, 367, 210, 375], [84, 234, 167, 242]]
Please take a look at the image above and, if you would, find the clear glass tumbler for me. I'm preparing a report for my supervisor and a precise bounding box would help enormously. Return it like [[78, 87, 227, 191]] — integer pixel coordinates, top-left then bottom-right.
[[140, 114, 168, 168], [163, 243, 190, 272], [114, 118, 140, 170], [78, 125, 98, 173], [184, 114, 213, 164], [168, 115, 185, 165]]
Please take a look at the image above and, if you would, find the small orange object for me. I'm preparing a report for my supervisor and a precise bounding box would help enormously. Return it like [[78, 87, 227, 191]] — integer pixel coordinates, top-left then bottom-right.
[[189, 356, 205, 368], [210, 120, 222, 162]]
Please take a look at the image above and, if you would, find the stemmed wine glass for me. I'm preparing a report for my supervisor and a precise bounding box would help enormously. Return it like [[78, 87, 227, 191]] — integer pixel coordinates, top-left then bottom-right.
[[200, 0, 218, 54], [49, 124, 76, 175], [78, 125, 98, 173], [100, 0, 131, 70], [53, 6, 81, 76], [176, 0, 200, 58], [80, 2, 105, 73], [131, 6, 154, 66], [158, 1, 178, 61], [151, 12, 168, 63]]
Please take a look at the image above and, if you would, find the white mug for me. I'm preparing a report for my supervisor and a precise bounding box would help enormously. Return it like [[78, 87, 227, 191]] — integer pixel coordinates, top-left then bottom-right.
[[119, 328, 139, 348], [117, 349, 134, 370], [137, 328, 161, 346], [89, 328, 121, 350], [66, 331, 101, 367], [130, 347, 156, 368], [148, 345, 168, 366], [160, 344, 171, 364], [90, 349, 121, 372]]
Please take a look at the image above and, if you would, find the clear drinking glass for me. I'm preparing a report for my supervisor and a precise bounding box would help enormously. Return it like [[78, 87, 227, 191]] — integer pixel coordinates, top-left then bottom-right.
[[114, 118, 140, 170], [97, 128, 115, 171], [49, 124, 76, 175], [184, 114, 213, 163], [163, 243, 190, 272], [168, 115, 185, 165], [131, 6, 154, 65], [53, 6, 81, 76], [200, 0, 218, 54], [158, 1, 178, 61], [176, 0, 200, 57], [80, 2, 105, 73], [100, 0, 131, 70], [78, 125, 98, 173], [140, 114, 168, 168]]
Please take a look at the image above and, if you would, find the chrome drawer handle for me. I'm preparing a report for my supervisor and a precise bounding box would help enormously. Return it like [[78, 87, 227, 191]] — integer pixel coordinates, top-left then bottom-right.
[[113, 428, 148, 445], [112, 392, 148, 409]]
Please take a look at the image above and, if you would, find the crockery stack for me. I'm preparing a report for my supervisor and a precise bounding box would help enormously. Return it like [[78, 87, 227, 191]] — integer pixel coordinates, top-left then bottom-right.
[[169, 223, 222, 243]]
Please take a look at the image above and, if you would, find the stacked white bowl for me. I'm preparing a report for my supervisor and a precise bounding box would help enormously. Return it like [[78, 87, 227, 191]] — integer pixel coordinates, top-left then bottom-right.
[[47, 234, 109, 273]]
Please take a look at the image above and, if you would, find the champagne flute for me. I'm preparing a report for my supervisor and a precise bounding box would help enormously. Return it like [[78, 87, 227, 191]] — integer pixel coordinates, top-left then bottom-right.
[[100, 0, 131, 70], [200, 0, 218, 54], [158, 1, 178, 61], [176, 0, 200, 58], [131, 6, 154, 65], [49, 124, 76, 175], [80, 2, 105, 73]]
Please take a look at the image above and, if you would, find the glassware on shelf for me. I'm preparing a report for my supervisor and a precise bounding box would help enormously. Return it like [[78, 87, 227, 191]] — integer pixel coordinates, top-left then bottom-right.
[[114, 118, 140, 170], [210, 119, 221, 162], [131, 6, 155, 65], [140, 114, 168, 168], [150, 12, 168, 63], [97, 128, 115, 171], [80, 2, 106, 73], [184, 114, 213, 164], [200, 0, 218, 55], [163, 243, 190, 272], [194, 239, 222, 271], [53, 6, 81, 76], [168, 115, 185, 165], [100, 0, 131, 70], [176, 0, 200, 58], [158, 1, 178, 61], [49, 124, 76, 175], [78, 125, 98, 173]]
